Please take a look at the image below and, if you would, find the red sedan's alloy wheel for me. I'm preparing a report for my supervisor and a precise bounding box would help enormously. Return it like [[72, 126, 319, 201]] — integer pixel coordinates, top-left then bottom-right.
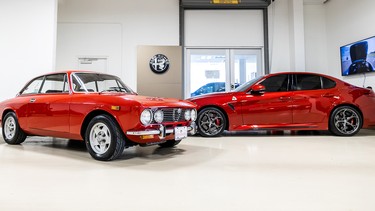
[[330, 106, 362, 136], [197, 107, 226, 137]]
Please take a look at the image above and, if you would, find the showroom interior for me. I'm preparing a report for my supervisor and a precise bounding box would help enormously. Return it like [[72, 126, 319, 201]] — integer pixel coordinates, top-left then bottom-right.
[[1, 0, 375, 210]]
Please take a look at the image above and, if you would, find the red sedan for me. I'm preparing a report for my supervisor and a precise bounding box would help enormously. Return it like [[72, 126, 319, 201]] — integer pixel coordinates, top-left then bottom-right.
[[188, 72, 375, 137], [0, 71, 197, 161]]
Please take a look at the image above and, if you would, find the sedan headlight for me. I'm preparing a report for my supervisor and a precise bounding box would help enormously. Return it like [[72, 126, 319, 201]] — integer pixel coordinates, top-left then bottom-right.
[[184, 109, 191, 121], [191, 109, 197, 121], [154, 110, 164, 123], [140, 109, 152, 125]]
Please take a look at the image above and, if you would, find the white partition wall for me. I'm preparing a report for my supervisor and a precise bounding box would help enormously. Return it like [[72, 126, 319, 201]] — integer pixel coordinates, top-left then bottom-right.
[[56, 23, 122, 77], [0, 0, 57, 101], [185, 10, 264, 47]]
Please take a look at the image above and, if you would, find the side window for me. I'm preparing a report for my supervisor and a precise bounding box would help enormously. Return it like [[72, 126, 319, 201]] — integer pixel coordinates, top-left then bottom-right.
[[295, 74, 322, 90], [322, 77, 336, 89], [40, 74, 67, 94], [260, 74, 289, 92], [85, 81, 97, 92], [20, 76, 44, 95]]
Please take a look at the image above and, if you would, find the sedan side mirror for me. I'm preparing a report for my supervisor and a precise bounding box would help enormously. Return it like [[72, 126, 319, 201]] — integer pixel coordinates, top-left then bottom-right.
[[251, 84, 265, 95]]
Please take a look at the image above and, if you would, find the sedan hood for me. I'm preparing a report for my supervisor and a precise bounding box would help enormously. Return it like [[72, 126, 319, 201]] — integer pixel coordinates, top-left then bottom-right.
[[187, 92, 234, 101]]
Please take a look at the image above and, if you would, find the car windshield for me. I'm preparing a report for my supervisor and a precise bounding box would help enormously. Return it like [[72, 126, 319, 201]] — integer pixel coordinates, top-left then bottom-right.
[[73, 73, 136, 94], [233, 76, 262, 92]]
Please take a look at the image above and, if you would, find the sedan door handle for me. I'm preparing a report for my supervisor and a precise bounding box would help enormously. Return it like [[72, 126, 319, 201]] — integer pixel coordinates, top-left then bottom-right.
[[30, 98, 36, 103], [322, 93, 335, 98], [279, 96, 291, 101]]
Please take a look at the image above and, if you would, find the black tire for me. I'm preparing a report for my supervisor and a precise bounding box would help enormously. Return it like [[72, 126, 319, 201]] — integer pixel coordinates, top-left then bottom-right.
[[197, 107, 226, 137], [329, 106, 362, 136], [85, 114, 126, 161], [2, 112, 27, 145], [158, 139, 181, 148]]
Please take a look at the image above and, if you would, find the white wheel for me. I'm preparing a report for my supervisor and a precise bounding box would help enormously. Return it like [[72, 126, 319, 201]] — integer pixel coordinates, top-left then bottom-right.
[[85, 114, 126, 161], [89, 122, 112, 155], [2, 112, 26, 144], [4, 116, 16, 140]]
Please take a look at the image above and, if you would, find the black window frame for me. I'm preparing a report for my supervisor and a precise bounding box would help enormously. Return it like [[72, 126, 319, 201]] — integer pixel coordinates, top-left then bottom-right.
[[258, 74, 291, 93], [292, 74, 337, 91]]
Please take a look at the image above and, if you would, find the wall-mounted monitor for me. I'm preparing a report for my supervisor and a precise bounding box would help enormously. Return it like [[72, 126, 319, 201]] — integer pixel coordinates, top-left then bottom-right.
[[340, 36, 375, 76]]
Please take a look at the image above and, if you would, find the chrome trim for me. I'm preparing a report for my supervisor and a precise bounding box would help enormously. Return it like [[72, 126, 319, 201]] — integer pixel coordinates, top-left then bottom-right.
[[188, 122, 197, 135], [126, 130, 160, 136], [126, 122, 196, 138], [166, 128, 174, 133]]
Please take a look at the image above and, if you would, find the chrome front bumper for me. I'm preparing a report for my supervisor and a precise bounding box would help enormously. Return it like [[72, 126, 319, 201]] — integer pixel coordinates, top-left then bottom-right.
[[126, 122, 197, 138]]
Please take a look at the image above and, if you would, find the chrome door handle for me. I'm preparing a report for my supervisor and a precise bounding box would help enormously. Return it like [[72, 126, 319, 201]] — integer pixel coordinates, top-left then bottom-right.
[[30, 98, 36, 103]]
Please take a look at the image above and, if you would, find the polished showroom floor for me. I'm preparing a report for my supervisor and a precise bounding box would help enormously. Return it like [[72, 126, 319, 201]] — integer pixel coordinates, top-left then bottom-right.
[[1, 130, 375, 211]]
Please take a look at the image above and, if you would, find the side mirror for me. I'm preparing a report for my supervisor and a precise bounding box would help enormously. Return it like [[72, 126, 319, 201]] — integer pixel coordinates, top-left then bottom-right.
[[251, 84, 265, 95]]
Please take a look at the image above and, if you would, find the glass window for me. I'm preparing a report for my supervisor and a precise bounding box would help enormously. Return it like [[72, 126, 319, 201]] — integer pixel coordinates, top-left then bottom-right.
[[40, 74, 68, 94], [73, 73, 135, 94], [20, 76, 44, 95], [259, 74, 289, 92], [322, 77, 336, 89], [295, 74, 322, 90]]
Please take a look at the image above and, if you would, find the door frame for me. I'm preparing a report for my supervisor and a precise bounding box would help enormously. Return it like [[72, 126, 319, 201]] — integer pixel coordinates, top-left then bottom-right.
[[184, 47, 264, 99]]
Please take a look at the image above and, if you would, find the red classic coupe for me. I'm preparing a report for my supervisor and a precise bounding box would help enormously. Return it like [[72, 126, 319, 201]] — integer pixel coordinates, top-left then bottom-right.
[[188, 72, 375, 137], [0, 71, 197, 161]]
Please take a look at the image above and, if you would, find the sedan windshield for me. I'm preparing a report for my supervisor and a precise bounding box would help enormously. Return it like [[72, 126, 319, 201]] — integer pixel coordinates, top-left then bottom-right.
[[233, 76, 262, 92], [73, 73, 136, 94]]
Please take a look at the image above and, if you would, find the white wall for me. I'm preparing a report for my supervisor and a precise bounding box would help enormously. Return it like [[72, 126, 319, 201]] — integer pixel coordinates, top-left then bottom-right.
[[304, 3, 328, 74], [325, 0, 375, 89], [57, 0, 179, 91], [0, 0, 57, 101], [185, 10, 264, 47], [271, 0, 375, 89], [56, 23, 122, 77], [268, 0, 291, 72]]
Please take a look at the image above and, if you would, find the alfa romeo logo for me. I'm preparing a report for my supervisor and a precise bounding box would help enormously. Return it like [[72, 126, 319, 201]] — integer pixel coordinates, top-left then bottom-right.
[[149, 54, 170, 74]]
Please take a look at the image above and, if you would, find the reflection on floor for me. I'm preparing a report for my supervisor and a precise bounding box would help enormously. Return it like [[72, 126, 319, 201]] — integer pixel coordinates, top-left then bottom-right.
[[1, 129, 375, 211]]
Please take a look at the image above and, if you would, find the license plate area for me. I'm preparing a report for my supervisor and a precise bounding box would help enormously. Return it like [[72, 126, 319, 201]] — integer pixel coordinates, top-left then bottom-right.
[[174, 126, 187, 140]]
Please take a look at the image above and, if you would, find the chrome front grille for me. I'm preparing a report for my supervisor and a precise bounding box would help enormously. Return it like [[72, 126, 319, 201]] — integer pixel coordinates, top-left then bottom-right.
[[162, 108, 186, 122]]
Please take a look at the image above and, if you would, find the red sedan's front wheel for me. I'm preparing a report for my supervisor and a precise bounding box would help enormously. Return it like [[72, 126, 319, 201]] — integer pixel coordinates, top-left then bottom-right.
[[197, 107, 226, 137]]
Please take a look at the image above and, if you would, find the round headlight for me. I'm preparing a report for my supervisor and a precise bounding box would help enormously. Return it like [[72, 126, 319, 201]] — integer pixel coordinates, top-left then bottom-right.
[[184, 109, 191, 121], [191, 109, 197, 121], [140, 109, 152, 125], [154, 110, 164, 123]]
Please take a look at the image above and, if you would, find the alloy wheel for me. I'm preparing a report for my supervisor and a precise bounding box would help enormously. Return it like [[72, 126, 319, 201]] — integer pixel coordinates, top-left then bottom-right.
[[333, 108, 360, 135]]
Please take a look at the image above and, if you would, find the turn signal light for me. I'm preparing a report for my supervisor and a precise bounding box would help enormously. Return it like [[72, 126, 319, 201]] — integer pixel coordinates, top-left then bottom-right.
[[140, 135, 154, 140], [111, 106, 120, 111]]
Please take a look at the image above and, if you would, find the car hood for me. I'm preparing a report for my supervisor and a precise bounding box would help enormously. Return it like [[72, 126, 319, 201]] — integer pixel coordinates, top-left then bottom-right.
[[111, 93, 195, 108], [187, 92, 234, 101]]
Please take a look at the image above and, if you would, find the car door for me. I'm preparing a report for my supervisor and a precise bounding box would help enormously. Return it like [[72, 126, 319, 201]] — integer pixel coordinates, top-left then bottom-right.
[[292, 74, 337, 124], [26, 74, 71, 136], [240, 74, 293, 126]]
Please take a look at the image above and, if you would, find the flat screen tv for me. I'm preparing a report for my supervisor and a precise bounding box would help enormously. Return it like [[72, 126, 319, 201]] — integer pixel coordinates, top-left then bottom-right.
[[340, 36, 375, 76]]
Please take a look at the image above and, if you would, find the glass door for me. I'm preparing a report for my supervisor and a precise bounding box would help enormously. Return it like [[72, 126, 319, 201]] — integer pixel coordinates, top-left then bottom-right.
[[231, 49, 262, 90], [185, 48, 263, 98]]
